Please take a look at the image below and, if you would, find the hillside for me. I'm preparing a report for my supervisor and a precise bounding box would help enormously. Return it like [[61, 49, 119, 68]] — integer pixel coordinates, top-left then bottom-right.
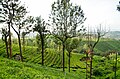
[[0, 39, 120, 78], [104, 31, 120, 39], [80, 39, 120, 55], [0, 0, 120, 79], [0, 57, 81, 79]]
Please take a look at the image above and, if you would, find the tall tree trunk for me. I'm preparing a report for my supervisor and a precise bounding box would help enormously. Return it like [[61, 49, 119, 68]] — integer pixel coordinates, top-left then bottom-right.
[[5, 36, 9, 58], [41, 36, 44, 66], [68, 52, 70, 72], [8, 22, 12, 58], [62, 42, 65, 72], [90, 54, 93, 79], [18, 34, 23, 61]]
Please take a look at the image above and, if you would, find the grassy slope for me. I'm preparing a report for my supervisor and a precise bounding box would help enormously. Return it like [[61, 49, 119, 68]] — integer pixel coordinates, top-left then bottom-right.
[[1, 39, 120, 78], [0, 57, 84, 79], [1, 39, 120, 67], [81, 39, 120, 54]]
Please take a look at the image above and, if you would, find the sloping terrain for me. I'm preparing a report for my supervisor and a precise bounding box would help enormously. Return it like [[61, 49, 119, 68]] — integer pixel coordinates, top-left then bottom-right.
[[0, 57, 82, 79], [0, 39, 120, 78]]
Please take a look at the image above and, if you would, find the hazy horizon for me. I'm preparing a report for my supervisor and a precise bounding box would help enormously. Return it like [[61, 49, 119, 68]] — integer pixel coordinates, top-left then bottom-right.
[[1, 0, 120, 38]]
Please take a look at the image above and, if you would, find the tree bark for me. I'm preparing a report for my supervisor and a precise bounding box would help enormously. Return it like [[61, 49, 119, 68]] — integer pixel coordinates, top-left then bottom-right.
[[8, 22, 12, 58], [41, 35, 44, 66], [11, 24, 23, 61], [18, 34, 23, 61], [90, 49, 93, 79], [5, 36, 9, 58], [62, 42, 65, 72]]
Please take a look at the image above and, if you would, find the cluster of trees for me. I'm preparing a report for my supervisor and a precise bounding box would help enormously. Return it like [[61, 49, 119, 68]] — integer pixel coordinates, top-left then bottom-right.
[[0, 0, 86, 71], [0, 0, 119, 79], [49, 0, 86, 72], [0, 0, 34, 61]]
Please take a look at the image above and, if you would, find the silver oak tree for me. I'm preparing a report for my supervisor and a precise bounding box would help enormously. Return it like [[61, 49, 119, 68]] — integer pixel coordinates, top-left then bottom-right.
[[49, 0, 86, 71]]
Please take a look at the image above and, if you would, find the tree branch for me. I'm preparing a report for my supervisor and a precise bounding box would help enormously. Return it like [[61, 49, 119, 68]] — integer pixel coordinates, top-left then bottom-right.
[[11, 25, 19, 35]]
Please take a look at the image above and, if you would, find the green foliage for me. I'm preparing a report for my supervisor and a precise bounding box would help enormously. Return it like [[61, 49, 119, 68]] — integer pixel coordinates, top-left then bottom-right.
[[33, 16, 48, 34], [0, 0, 27, 24], [80, 39, 120, 55], [66, 38, 81, 53], [49, 0, 86, 71], [0, 27, 8, 41], [93, 67, 104, 76], [0, 57, 81, 79], [33, 16, 50, 65], [49, 0, 86, 39], [0, 39, 120, 78]]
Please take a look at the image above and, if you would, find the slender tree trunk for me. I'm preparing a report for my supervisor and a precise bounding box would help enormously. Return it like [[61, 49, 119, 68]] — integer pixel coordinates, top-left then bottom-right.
[[68, 52, 70, 72], [62, 42, 65, 72], [41, 36, 44, 66], [5, 36, 9, 58], [18, 34, 23, 61], [90, 53, 93, 79], [8, 22, 12, 58]]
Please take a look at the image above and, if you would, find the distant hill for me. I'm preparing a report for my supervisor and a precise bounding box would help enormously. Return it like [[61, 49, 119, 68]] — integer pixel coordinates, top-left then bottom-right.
[[104, 31, 120, 39]]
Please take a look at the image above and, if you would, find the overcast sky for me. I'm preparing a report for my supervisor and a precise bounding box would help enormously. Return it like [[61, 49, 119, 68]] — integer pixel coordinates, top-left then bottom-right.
[[21, 0, 120, 31]]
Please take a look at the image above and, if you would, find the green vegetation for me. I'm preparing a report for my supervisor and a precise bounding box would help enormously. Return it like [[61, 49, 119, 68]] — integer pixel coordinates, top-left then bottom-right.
[[80, 39, 120, 55], [0, 0, 120, 78], [0, 57, 81, 79], [0, 39, 120, 78]]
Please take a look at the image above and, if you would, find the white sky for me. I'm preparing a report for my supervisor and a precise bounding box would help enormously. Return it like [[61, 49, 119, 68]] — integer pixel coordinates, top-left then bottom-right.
[[20, 0, 120, 31]]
